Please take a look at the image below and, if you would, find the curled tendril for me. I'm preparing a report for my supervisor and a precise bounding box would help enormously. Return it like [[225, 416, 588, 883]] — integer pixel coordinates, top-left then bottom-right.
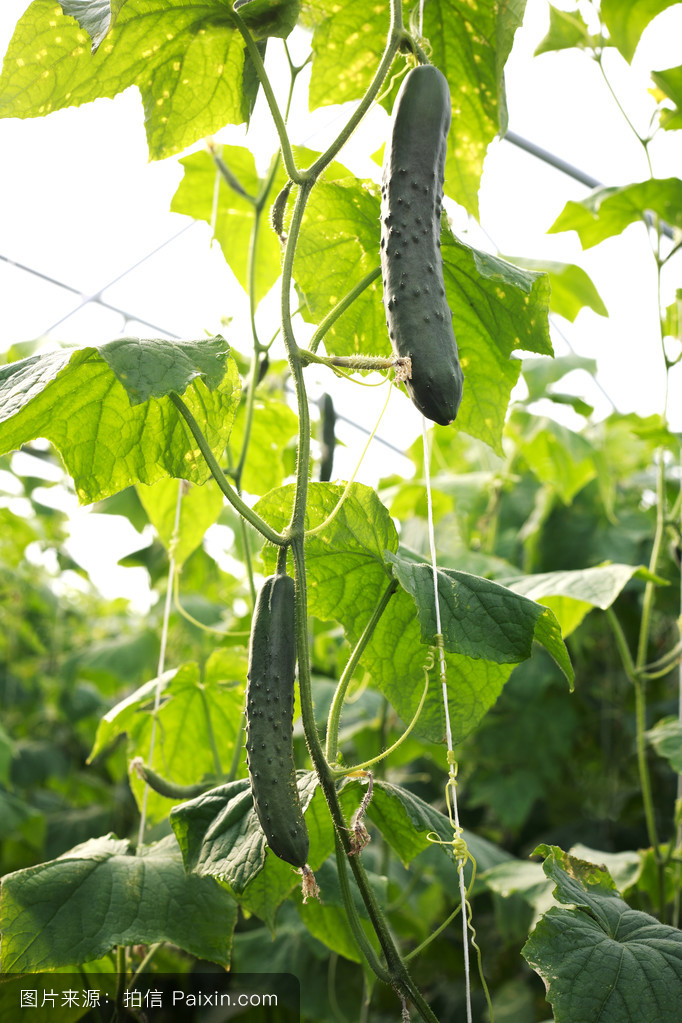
[[426, 765, 476, 890]]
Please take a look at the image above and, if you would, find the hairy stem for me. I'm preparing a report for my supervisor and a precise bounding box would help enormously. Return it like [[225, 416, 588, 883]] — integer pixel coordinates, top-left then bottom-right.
[[227, 7, 301, 183], [291, 539, 437, 1021]]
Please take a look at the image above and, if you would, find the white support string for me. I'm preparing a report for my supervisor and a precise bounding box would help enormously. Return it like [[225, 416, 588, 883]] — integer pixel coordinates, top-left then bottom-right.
[[421, 418, 473, 1023], [136, 480, 184, 847]]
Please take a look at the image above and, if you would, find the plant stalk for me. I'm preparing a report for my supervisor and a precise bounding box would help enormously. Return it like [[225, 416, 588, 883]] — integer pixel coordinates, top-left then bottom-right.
[[304, 0, 407, 180], [326, 579, 398, 762], [169, 392, 285, 546]]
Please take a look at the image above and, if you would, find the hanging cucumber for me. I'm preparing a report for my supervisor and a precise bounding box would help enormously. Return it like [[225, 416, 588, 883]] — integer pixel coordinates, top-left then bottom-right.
[[380, 64, 464, 426], [246, 572, 310, 869]]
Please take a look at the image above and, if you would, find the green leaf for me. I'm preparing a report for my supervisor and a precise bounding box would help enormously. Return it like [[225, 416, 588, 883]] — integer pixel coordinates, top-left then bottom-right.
[[569, 844, 642, 895], [504, 562, 663, 638], [170, 147, 288, 304], [386, 551, 572, 685], [601, 0, 680, 63], [296, 170, 551, 453], [0, 834, 237, 970], [351, 778, 514, 874], [170, 772, 335, 920], [482, 858, 552, 908], [170, 778, 263, 888], [534, 4, 594, 55], [386, 552, 542, 664], [645, 717, 682, 772], [509, 412, 597, 504], [233, 0, 301, 40], [228, 397, 299, 496], [258, 481, 398, 627], [523, 353, 598, 402], [137, 476, 224, 566], [523, 844, 682, 1023], [291, 858, 378, 964], [664, 289, 682, 337], [428, 0, 526, 217], [256, 482, 570, 740], [0, 337, 240, 504], [507, 259, 608, 322], [302, 0, 524, 216], [0, 0, 251, 159], [549, 179, 682, 248], [60, 0, 128, 52], [301, 0, 388, 112], [295, 176, 385, 353], [652, 65, 682, 130], [89, 655, 248, 824], [445, 238, 552, 454]]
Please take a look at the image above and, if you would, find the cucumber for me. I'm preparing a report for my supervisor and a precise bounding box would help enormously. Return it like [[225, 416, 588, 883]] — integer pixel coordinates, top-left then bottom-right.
[[246, 573, 309, 868], [380, 64, 464, 426], [318, 392, 336, 482]]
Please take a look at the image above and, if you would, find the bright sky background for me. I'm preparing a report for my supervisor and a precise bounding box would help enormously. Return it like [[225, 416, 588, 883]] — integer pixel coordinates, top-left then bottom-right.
[[1, 0, 682, 608]]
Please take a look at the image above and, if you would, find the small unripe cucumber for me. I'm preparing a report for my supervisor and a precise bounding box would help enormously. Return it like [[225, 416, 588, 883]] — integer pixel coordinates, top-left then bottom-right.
[[380, 64, 464, 426], [246, 573, 309, 868]]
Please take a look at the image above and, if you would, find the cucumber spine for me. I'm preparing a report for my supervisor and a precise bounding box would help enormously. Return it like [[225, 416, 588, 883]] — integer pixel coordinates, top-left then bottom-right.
[[380, 64, 464, 426], [246, 573, 309, 869]]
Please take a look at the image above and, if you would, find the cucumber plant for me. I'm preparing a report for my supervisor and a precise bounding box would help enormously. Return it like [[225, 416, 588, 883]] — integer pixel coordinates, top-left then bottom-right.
[[2, 1, 681, 1022]]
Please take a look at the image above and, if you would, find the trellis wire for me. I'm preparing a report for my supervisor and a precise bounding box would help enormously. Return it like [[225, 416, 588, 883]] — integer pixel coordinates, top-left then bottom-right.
[[422, 418, 473, 1023]]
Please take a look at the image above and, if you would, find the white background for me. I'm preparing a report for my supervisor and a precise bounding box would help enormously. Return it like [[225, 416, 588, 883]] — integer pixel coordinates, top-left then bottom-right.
[[1, 0, 682, 606]]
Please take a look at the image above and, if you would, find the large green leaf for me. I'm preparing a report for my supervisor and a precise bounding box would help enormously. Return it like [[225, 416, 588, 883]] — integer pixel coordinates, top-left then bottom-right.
[[385, 552, 570, 681], [136, 476, 224, 566], [523, 845, 682, 1023], [228, 397, 299, 495], [0, 834, 237, 971], [549, 178, 682, 248], [295, 177, 385, 354], [522, 353, 598, 404], [601, 0, 680, 62], [170, 772, 336, 925], [504, 562, 664, 638], [295, 172, 551, 453], [508, 412, 597, 504], [302, 0, 526, 215], [171, 146, 288, 304], [0, 0, 258, 159], [256, 482, 570, 742], [428, 0, 527, 215], [0, 337, 240, 504], [443, 239, 552, 453], [353, 778, 514, 874], [291, 857, 378, 964], [507, 259, 608, 322], [89, 653, 248, 824]]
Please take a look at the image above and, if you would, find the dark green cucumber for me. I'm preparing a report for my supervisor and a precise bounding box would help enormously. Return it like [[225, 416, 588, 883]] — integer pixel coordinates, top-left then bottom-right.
[[380, 64, 464, 426], [318, 392, 336, 482], [246, 573, 309, 868]]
